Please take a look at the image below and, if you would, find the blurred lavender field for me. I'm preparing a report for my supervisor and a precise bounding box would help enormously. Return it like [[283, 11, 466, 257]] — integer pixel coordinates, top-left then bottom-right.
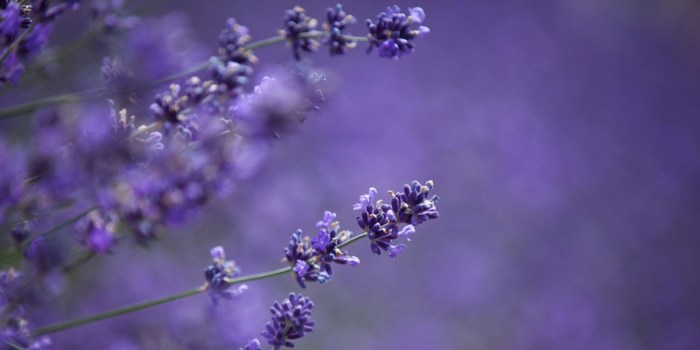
[[2, 0, 700, 349]]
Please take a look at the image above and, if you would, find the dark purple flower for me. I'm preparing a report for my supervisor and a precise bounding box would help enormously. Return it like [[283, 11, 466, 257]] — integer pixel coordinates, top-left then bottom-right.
[[204, 246, 247, 304], [261, 293, 316, 350], [218, 17, 255, 65], [366, 5, 430, 59], [282, 6, 319, 60], [284, 229, 330, 288], [354, 181, 439, 257], [389, 180, 440, 225], [284, 210, 359, 288], [323, 3, 357, 56]]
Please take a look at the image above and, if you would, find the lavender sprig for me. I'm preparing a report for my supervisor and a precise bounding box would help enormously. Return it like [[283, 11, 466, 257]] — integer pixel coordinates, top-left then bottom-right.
[[26, 181, 439, 337]]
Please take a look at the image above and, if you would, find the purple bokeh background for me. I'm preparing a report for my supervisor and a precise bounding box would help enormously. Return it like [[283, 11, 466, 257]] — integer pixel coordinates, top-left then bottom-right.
[[11, 0, 700, 348]]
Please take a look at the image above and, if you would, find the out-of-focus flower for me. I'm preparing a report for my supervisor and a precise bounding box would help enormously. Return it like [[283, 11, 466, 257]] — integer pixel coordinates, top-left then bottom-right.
[[261, 293, 315, 349], [366, 5, 430, 59], [91, 0, 139, 32], [218, 17, 255, 65], [75, 210, 117, 254], [204, 246, 247, 304], [323, 3, 356, 56], [0, 269, 51, 349], [240, 338, 261, 350], [282, 6, 319, 60]]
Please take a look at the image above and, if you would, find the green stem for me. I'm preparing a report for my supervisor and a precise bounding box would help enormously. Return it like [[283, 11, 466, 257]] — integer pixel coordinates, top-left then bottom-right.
[[0, 32, 367, 120], [30, 206, 97, 242], [31, 285, 207, 336], [31, 232, 370, 336], [338, 232, 368, 249]]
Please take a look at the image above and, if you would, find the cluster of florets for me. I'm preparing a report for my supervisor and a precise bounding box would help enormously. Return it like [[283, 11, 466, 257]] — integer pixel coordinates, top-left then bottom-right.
[[323, 4, 356, 56], [284, 211, 360, 288], [203, 246, 248, 304], [282, 6, 319, 60], [354, 180, 439, 257], [261, 293, 316, 349], [218, 18, 255, 65], [366, 5, 430, 59]]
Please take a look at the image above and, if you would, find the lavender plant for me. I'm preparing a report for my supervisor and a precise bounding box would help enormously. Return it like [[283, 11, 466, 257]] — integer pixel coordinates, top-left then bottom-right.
[[0, 3, 435, 348]]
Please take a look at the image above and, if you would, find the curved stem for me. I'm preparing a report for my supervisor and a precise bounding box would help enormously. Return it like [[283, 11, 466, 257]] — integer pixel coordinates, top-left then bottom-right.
[[30, 206, 97, 242], [31, 232, 370, 336], [31, 285, 207, 336], [0, 32, 367, 120]]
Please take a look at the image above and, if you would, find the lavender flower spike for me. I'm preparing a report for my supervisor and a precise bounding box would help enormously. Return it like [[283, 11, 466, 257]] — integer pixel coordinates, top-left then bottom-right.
[[323, 3, 357, 56], [261, 293, 316, 350], [204, 246, 247, 304], [366, 5, 430, 59], [282, 6, 319, 60], [356, 181, 439, 257]]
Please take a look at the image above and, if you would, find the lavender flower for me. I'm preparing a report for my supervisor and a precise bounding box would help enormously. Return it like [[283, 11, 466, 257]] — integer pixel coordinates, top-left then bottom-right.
[[284, 211, 359, 288], [323, 3, 356, 56], [366, 5, 430, 59], [218, 18, 255, 65], [389, 180, 440, 225], [354, 181, 439, 257], [208, 56, 252, 98], [150, 83, 190, 126], [75, 210, 117, 254], [261, 293, 316, 349], [204, 246, 247, 304], [282, 6, 319, 60]]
